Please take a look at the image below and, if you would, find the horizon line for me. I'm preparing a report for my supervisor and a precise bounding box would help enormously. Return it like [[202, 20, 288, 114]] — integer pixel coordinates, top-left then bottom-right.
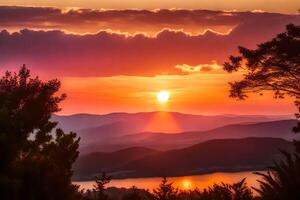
[[54, 110, 295, 117]]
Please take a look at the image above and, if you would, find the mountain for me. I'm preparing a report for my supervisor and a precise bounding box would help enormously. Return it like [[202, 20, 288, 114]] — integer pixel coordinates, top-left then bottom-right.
[[73, 137, 294, 180], [52, 112, 294, 152], [52, 111, 291, 134], [81, 120, 299, 153], [76, 121, 143, 145], [73, 147, 159, 179]]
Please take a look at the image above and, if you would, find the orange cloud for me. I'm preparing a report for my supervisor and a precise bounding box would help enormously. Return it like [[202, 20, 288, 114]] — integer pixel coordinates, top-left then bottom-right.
[[0, 6, 298, 115], [1, 11, 299, 78], [1, 7, 299, 79], [0, 6, 299, 35], [174, 62, 222, 74]]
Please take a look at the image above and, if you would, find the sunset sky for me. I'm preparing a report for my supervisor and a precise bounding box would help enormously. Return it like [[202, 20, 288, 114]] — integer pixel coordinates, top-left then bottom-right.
[[0, 1, 299, 115], [0, 0, 298, 13]]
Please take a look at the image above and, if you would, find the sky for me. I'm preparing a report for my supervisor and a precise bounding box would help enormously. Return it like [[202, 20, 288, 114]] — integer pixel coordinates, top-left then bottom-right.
[[0, 1, 299, 115], [0, 0, 299, 14]]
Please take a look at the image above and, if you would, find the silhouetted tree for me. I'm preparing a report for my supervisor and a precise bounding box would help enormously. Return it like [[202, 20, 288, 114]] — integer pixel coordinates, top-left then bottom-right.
[[230, 179, 253, 200], [206, 183, 232, 200], [198, 179, 253, 200], [223, 24, 300, 136], [153, 177, 179, 200], [0, 65, 80, 200], [254, 151, 300, 200], [223, 24, 300, 199], [223, 24, 300, 100], [92, 172, 112, 200], [122, 186, 148, 200], [82, 179, 256, 200]]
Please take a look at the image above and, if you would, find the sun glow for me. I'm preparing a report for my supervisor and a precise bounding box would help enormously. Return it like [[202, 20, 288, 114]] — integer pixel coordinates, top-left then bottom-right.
[[182, 179, 193, 190], [157, 90, 170, 103]]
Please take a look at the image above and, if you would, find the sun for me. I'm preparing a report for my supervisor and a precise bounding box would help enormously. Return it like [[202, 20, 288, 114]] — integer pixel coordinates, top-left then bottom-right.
[[157, 90, 170, 103]]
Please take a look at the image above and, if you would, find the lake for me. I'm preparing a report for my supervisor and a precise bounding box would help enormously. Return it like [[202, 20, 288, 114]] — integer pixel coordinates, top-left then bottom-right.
[[74, 171, 264, 191]]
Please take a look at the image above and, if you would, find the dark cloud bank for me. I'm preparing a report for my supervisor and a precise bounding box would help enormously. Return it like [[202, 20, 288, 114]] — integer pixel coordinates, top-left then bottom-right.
[[0, 6, 299, 77]]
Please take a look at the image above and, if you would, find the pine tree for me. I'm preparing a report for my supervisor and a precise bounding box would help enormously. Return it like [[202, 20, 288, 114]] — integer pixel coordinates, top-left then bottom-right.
[[0, 66, 81, 200], [153, 177, 178, 200], [93, 172, 112, 200]]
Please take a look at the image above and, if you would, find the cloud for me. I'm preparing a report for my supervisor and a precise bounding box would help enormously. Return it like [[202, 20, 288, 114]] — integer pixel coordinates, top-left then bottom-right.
[[0, 8, 299, 77], [0, 6, 299, 35], [174, 62, 222, 74]]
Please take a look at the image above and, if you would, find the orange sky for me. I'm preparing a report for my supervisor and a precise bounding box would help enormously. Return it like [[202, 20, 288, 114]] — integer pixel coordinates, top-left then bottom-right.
[[58, 73, 295, 115], [0, 0, 299, 14], [0, 3, 299, 115]]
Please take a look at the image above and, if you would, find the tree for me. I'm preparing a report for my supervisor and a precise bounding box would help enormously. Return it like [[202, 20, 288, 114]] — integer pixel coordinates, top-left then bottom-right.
[[92, 172, 112, 200], [254, 152, 300, 200], [0, 65, 80, 200], [223, 24, 300, 199], [203, 184, 232, 200], [223, 24, 300, 134], [153, 177, 179, 200], [230, 179, 253, 200], [223, 24, 300, 100], [122, 186, 148, 200], [198, 179, 253, 200]]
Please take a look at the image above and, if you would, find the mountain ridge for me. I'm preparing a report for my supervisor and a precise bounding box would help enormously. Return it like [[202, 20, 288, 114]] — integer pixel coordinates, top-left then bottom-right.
[[81, 119, 299, 153], [73, 137, 294, 180], [52, 111, 293, 133]]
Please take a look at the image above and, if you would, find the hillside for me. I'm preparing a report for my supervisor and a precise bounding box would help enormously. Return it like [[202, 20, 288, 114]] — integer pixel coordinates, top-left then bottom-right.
[[73, 147, 159, 179], [52, 111, 290, 133], [81, 120, 299, 153], [73, 137, 294, 180]]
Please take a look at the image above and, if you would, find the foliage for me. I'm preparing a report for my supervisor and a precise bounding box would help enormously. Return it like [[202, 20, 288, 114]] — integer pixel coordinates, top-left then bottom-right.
[[223, 24, 300, 133], [0, 65, 80, 200], [94, 172, 112, 192], [223, 24, 300, 100], [86, 172, 112, 200], [223, 23, 300, 200], [194, 178, 253, 200], [153, 177, 179, 200], [122, 186, 150, 200], [84, 178, 255, 200], [254, 151, 300, 200]]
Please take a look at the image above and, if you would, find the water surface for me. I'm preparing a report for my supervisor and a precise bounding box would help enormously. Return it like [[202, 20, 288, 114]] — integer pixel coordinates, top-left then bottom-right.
[[74, 171, 263, 191]]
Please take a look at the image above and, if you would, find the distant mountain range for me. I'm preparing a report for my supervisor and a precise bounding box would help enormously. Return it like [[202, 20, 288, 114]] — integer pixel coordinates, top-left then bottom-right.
[[52, 112, 296, 153], [73, 137, 294, 180], [53, 111, 292, 133], [80, 119, 298, 153], [59, 112, 299, 180], [73, 147, 159, 179]]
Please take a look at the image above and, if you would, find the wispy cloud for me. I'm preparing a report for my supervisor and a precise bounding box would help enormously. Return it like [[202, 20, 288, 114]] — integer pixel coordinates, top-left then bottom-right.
[[175, 62, 222, 74]]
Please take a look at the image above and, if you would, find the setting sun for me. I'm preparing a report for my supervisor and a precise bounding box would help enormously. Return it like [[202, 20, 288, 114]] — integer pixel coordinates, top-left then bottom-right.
[[1, 1, 298, 199], [157, 90, 170, 103]]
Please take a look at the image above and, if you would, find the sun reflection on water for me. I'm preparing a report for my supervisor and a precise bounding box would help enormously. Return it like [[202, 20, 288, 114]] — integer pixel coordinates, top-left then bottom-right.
[[74, 171, 264, 193], [181, 179, 193, 190]]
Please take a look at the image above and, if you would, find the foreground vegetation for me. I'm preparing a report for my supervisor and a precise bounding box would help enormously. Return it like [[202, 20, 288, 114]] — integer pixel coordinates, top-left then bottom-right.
[[80, 152, 300, 200], [82, 175, 256, 200], [0, 24, 299, 200]]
